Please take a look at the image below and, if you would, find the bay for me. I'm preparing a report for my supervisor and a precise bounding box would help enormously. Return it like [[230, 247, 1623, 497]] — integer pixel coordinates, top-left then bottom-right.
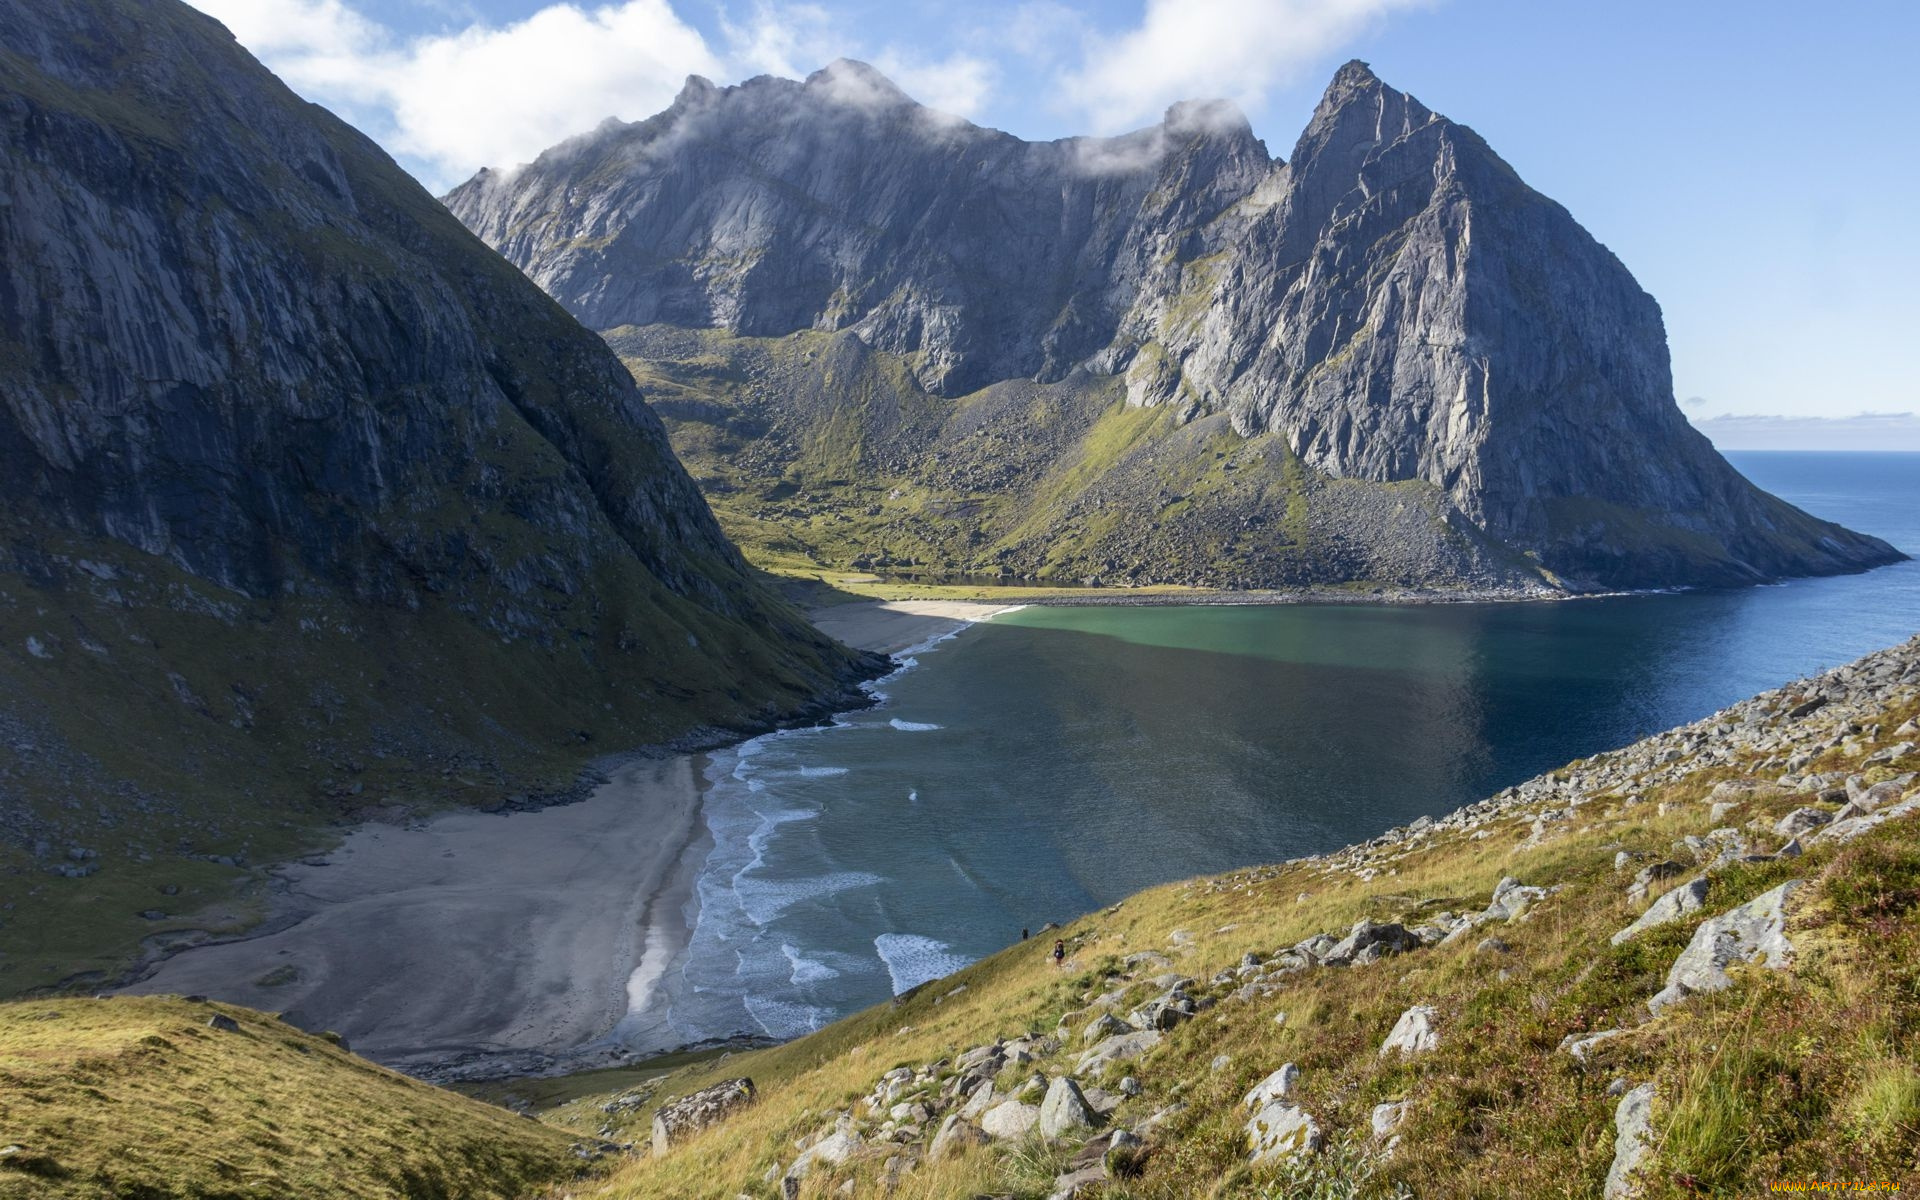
[[653, 451, 1919, 1048]]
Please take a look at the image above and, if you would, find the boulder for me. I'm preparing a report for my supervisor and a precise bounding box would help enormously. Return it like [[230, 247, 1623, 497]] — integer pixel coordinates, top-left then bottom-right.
[[1772, 808, 1832, 838], [1245, 1102, 1321, 1162], [1379, 1005, 1439, 1056], [652, 1078, 756, 1156], [1609, 876, 1709, 944], [783, 1126, 862, 1190], [1242, 1063, 1299, 1110], [1370, 1100, 1408, 1139], [1076, 1030, 1162, 1075], [980, 1100, 1041, 1140], [1081, 1012, 1130, 1044], [1648, 881, 1803, 1014], [1626, 860, 1687, 904], [928, 1115, 988, 1161], [1039, 1077, 1097, 1140], [206, 1014, 241, 1034], [1602, 1084, 1656, 1198], [1323, 919, 1419, 966]]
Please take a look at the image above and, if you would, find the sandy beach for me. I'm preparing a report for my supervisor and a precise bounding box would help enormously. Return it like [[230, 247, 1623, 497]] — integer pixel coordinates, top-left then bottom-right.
[[119, 604, 1014, 1081], [121, 757, 711, 1081], [807, 599, 1023, 654]]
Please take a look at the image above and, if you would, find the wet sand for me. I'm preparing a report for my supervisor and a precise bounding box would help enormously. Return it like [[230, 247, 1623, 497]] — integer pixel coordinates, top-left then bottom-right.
[[808, 599, 1023, 655], [121, 757, 710, 1082]]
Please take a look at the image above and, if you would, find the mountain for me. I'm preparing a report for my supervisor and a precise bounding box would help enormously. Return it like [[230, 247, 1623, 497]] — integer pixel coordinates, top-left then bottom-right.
[[0, 0, 877, 993], [447, 60, 1902, 593]]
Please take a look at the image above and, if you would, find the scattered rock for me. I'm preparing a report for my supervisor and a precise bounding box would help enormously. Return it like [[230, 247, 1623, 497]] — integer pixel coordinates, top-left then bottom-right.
[[1610, 876, 1709, 944], [206, 1014, 241, 1033], [1246, 1102, 1321, 1163], [1379, 1005, 1438, 1056], [1038, 1077, 1097, 1140], [652, 1078, 756, 1156], [1242, 1063, 1299, 1110], [1603, 1084, 1656, 1199]]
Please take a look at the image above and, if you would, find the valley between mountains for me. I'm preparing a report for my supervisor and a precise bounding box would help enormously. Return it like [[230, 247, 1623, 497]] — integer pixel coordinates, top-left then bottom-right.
[[0, 1, 1915, 1198]]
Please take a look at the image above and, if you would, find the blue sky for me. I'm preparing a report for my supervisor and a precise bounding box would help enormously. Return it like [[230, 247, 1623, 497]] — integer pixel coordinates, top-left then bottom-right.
[[190, 0, 1920, 446]]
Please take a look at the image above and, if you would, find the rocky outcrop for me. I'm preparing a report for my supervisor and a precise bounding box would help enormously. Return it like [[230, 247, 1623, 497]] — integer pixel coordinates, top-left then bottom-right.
[[1647, 881, 1804, 1014], [651, 1078, 755, 1155], [0, 0, 878, 887], [447, 61, 1901, 591]]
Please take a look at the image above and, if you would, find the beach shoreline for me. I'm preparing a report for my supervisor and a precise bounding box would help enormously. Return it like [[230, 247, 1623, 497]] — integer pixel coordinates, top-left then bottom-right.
[[114, 602, 1019, 1083], [806, 599, 1026, 655]]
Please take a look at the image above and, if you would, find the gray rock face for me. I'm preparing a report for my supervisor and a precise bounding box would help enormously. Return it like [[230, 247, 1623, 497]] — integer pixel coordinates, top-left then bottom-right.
[[447, 59, 1900, 591], [652, 1078, 756, 1155]]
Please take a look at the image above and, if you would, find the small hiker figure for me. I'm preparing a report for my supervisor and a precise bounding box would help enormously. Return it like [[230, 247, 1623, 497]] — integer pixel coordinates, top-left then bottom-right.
[[1052, 938, 1066, 967], [1021, 928, 1029, 941]]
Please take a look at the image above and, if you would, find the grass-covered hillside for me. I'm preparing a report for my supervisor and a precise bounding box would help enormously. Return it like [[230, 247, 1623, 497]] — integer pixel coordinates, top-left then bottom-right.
[[542, 635, 1920, 1198], [0, 996, 589, 1199], [6, 638, 1913, 1199], [608, 326, 1555, 598]]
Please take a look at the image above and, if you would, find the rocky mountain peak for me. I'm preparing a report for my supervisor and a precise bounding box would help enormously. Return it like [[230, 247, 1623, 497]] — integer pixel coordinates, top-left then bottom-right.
[[673, 73, 719, 107], [448, 59, 1903, 591], [804, 57, 917, 110]]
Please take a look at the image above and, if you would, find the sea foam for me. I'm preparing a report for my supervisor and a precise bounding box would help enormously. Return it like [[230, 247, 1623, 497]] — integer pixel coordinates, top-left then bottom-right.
[[873, 933, 976, 995]]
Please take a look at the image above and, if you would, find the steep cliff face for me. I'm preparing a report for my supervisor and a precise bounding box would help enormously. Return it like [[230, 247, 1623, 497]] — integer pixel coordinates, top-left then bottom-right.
[[447, 61, 1900, 591], [0, 0, 876, 986]]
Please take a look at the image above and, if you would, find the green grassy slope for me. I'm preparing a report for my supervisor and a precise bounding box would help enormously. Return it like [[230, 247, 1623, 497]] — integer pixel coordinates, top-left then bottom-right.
[[610, 327, 1550, 597], [0, 996, 585, 1199]]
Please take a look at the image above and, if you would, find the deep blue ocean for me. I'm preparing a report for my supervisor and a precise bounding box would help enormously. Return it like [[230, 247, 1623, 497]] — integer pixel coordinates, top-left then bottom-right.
[[649, 452, 1919, 1049]]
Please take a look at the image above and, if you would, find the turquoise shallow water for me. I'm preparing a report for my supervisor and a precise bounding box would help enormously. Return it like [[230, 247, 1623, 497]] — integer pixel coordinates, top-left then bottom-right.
[[650, 452, 1919, 1049]]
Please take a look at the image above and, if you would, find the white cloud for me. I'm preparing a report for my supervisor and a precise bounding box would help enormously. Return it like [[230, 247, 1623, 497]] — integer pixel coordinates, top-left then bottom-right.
[[191, 0, 720, 189], [189, 0, 1000, 189], [1056, 0, 1429, 133], [871, 50, 997, 121]]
